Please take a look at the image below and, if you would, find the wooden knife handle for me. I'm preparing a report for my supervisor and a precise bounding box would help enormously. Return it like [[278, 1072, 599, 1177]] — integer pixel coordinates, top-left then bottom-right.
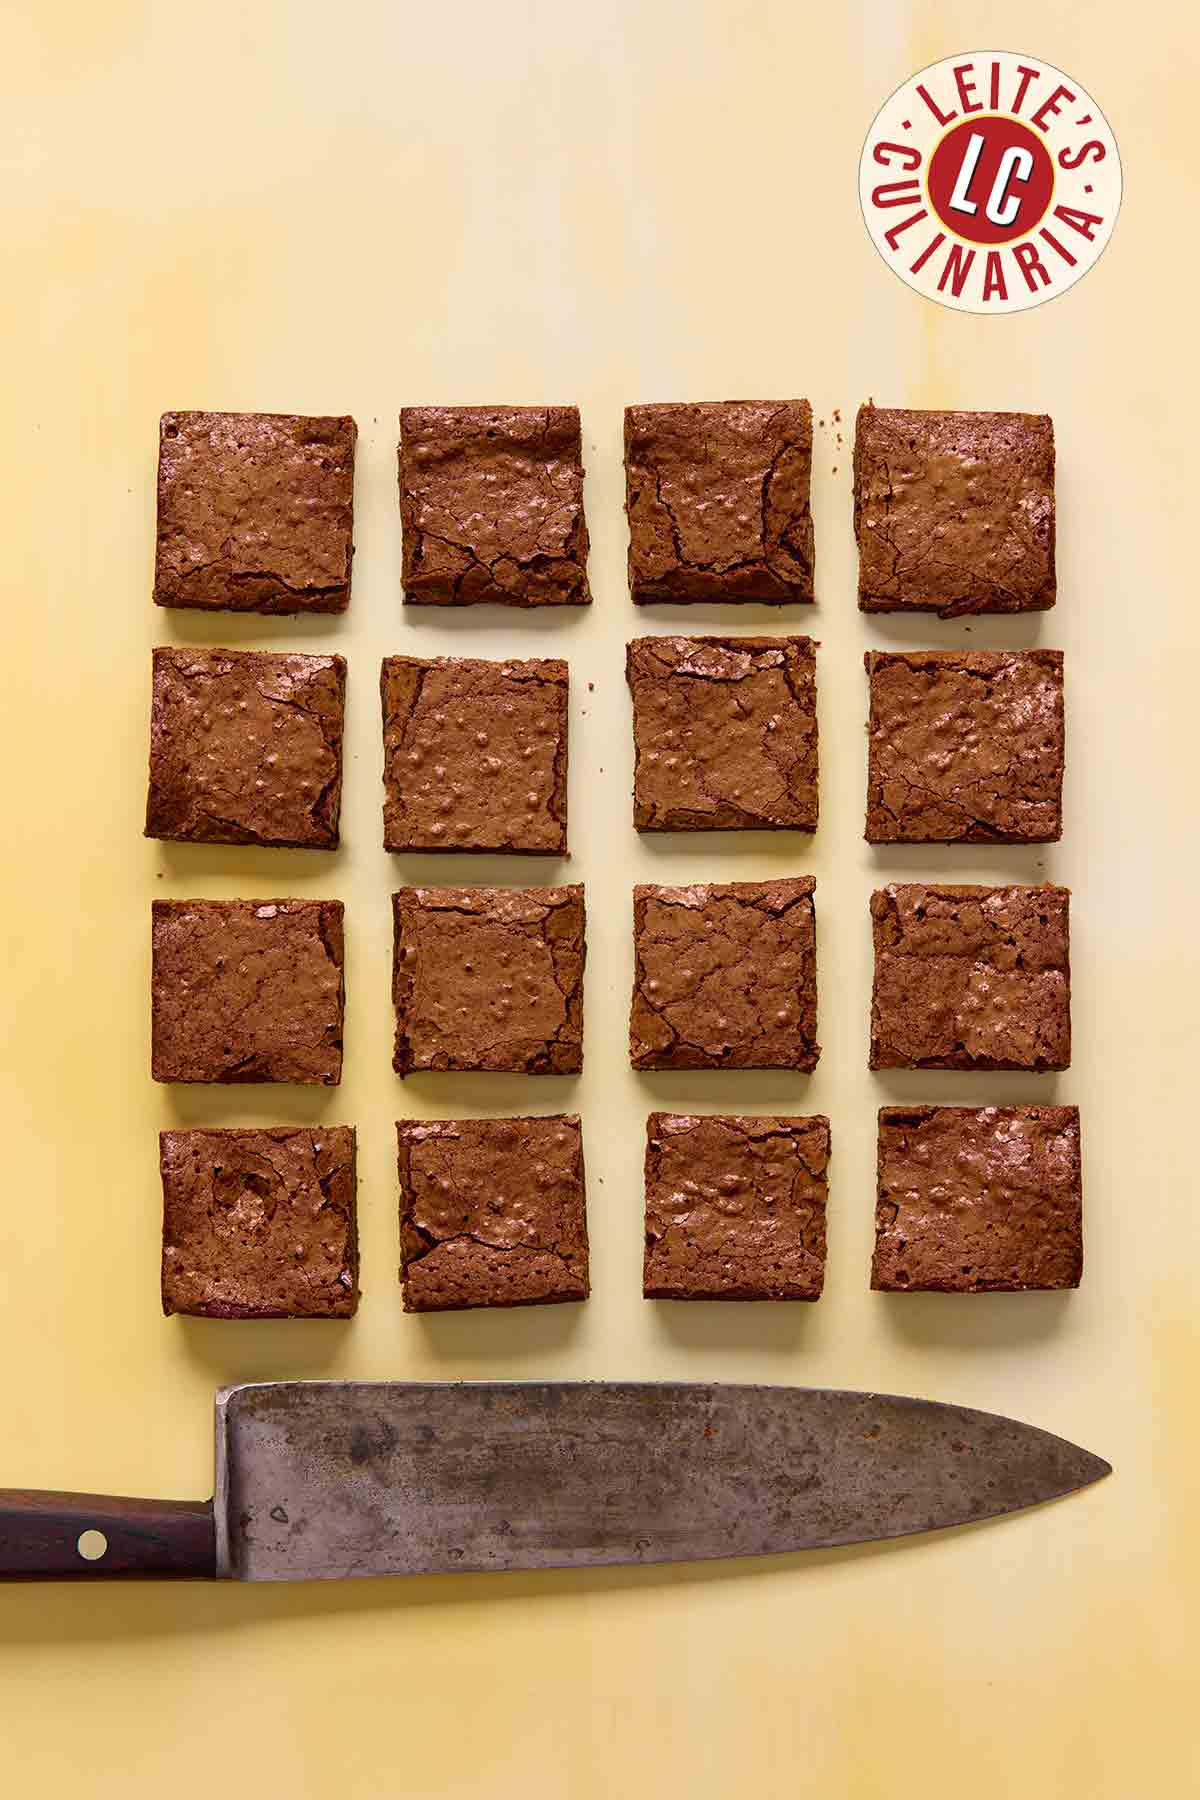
[[0, 1490, 216, 1580]]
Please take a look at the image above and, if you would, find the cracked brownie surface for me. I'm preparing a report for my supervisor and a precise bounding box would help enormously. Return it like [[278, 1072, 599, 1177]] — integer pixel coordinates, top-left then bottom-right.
[[626, 635, 817, 831], [398, 406, 590, 606], [873, 1106, 1082, 1293], [871, 884, 1070, 1072], [643, 1113, 829, 1301], [624, 400, 814, 603], [630, 878, 818, 1071], [153, 411, 356, 614], [160, 1126, 358, 1318], [151, 899, 345, 1085], [146, 647, 346, 849], [392, 885, 585, 1074], [854, 405, 1055, 616], [865, 649, 1064, 843], [381, 655, 567, 853], [398, 1115, 588, 1310]]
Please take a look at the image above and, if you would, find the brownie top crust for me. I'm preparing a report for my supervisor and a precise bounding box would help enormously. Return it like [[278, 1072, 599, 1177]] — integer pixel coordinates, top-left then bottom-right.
[[160, 1126, 358, 1318], [154, 410, 356, 614], [870, 883, 1071, 1071], [854, 404, 1055, 616], [631, 877, 818, 1071], [865, 649, 1065, 843], [624, 400, 814, 603], [151, 899, 344, 1085], [398, 1115, 588, 1311], [392, 885, 585, 1074], [380, 655, 567, 853], [147, 647, 346, 849], [643, 1113, 829, 1301], [399, 405, 590, 606], [873, 1105, 1082, 1293], [626, 635, 818, 831]]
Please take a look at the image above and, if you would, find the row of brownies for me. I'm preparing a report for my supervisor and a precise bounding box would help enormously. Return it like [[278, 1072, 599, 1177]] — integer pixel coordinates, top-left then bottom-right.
[[159, 1105, 1083, 1319], [150, 880, 1069, 1083], [152, 402, 1055, 617], [146, 642, 1065, 849]]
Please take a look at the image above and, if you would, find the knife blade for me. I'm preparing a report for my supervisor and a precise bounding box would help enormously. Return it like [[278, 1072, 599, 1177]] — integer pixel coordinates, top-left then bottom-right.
[[0, 1381, 1109, 1581]]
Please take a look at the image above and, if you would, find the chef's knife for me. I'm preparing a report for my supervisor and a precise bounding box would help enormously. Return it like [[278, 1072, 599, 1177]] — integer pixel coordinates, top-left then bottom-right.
[[0, 1381, 1109, 1581]]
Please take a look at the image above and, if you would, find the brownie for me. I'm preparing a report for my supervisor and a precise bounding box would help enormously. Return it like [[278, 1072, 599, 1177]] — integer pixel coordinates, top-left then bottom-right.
[[398, 1115, 588, 1311], [865, 650, 1065, 844], [392, 886, 585, 1075], [626, 636, 818, 832], [643, 1113, 829, 1301], [380, 656, 567, 854], [160, 1127, 358, 1318], [153, 411, 356, 613], [146, 647, 346, 849], [630, 878, 818, 1071], [151, 899, 344, 1085], [854, 405, 1055, 616], [871, 884, 1070, 1072], [398, 406, 590, 606], [624, 401, 814, 604], [873, 1106, 1082, 1293]]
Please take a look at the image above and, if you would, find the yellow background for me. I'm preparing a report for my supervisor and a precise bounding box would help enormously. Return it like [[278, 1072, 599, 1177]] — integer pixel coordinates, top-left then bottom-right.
[[1, 1, 1196, 1792]]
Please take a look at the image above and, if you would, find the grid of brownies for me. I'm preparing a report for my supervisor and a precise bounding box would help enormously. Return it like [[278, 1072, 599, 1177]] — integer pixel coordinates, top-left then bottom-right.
[[144, 396, 1079, 1320]]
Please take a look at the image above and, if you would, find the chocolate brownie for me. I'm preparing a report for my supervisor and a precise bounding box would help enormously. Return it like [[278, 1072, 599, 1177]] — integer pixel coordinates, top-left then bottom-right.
[[626, 636, 818, 831], [381, 656, 567, 853], [624, 401, 814, 604], [643, 1113, 829, 1301], [392, 886, 585, 1075], [865, 650, 1065, 844], [399, 406, 590, 606], [160, 1127, 358, 1319], [630, 878, 818, 1071], [151, 899, 344, 1085], [873, 1106, 1082, 1293], [146, 647, 346, 849], [871, 884, 1070, 1072], [153, 411, 356, 613], [854, 405, 1055, 615], [398, 1115, 588, 1311]]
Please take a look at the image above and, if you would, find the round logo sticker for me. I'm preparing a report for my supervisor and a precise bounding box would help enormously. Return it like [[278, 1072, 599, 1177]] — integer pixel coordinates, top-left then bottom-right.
[[859, 51, 1122, 313]]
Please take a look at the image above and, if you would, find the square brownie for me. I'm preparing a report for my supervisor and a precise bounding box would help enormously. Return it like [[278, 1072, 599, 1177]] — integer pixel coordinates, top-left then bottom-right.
[[854, 405, 1055, 616], [146, 647, 346, 849], [398, 406, 590, 606], [160, 1126, 358, 1318], [398, 1115, 588, 1311], [153, 411, 356, 613], [626, 636, 818, 831], [643, 1113, 829, 1301], [873, 1106, 1082, 1293], [630, 878, 818, 1071], [151, 899, 344, 1085], [865, 650, 1065, 843], [624, 401, 814, 603], [380, 655, 567, 853], [871, 884, 1070, 1072], [392, 886, 585, 1074]]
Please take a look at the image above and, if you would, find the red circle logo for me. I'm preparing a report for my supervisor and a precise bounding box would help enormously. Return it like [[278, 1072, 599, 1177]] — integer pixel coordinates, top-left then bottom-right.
[[859, 52, 1122, 313], [926, 116, 1054, 245]]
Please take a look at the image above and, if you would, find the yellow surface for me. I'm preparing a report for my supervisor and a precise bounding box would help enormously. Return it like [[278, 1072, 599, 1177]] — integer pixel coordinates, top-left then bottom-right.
[[1, 1, 1196, 1792]]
